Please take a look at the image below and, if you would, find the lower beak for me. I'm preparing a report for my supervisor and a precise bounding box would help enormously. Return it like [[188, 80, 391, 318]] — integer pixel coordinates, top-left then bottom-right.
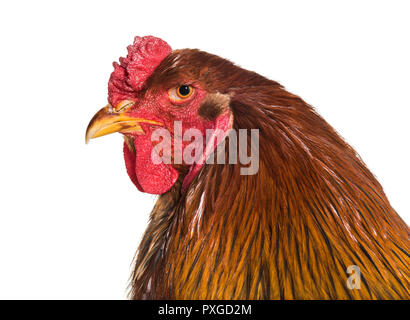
[[85, 101, 162, 144]]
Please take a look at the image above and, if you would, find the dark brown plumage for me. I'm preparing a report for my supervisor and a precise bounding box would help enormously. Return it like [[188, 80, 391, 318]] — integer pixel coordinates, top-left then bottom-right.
[[128, 49, 410, 299]]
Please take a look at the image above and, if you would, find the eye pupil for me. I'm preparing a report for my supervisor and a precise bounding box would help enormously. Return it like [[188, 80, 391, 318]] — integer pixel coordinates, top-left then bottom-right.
[[178, 85, 191, 97]]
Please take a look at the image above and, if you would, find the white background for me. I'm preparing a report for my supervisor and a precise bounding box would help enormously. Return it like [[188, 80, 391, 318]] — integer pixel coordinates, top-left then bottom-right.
[[0, 1, 408, 299]]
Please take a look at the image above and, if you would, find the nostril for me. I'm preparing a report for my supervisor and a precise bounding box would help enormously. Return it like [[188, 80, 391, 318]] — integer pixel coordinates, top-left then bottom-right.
[[114, 100, 135, 113]]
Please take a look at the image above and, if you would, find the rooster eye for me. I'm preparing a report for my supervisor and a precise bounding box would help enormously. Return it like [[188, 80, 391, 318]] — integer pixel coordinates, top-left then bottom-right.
[[177, 85, 193, 98], [169, 85, 194, 103]]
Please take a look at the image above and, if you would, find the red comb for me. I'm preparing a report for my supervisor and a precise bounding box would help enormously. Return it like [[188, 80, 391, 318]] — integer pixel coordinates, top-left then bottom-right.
[[108, 36, 172, 106]]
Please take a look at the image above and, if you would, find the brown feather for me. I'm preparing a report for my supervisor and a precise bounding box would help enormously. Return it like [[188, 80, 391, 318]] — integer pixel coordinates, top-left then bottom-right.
[[130, 49, 410, 299]]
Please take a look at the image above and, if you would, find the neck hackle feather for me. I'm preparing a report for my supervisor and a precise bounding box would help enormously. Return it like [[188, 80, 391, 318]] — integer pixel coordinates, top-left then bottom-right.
[[129, 49, 410, 300]]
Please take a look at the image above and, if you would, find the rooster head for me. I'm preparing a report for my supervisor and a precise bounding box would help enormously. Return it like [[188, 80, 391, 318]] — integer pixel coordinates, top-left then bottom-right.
[[85, 36, 234, 194]]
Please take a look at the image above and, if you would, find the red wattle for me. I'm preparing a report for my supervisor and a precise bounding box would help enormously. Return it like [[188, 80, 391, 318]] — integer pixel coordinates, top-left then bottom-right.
[[123, 137, 179, 195], [123, 142, 143, 192]]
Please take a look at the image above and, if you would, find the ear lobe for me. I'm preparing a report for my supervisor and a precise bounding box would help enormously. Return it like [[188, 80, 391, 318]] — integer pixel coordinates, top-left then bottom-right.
[[198, 92, 231, 121]]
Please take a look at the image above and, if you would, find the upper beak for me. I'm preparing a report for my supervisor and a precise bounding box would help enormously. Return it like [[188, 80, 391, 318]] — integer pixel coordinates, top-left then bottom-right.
[[85, 100, 163, 144]]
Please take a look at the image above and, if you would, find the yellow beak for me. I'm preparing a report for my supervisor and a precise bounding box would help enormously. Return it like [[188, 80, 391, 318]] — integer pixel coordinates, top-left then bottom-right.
[[85, 100, 163, 144]]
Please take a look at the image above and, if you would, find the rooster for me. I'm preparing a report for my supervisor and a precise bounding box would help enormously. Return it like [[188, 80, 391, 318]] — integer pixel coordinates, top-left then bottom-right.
[[86, 36, 410, 299]]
